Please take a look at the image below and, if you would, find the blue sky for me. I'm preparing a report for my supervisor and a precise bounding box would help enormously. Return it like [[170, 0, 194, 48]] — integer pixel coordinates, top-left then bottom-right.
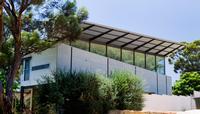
[[77, 0, 200, 83]]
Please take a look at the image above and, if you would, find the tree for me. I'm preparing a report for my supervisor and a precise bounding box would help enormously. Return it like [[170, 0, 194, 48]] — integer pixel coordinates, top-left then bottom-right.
[[0, 0, 88, 113], [169, 40, 200, 96], [173, 72, 200, 96], [169, 40, 200, 73]]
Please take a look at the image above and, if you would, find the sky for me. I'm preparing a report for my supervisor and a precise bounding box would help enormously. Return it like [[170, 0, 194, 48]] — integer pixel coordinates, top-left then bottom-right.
[[76, 0, 200, 83]]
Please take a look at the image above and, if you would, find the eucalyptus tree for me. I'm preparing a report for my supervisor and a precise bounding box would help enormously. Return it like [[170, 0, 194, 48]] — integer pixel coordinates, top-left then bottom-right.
[[169, 40, 200, 73], [169, 40, 200, 96], [0, 0, 88, 113]]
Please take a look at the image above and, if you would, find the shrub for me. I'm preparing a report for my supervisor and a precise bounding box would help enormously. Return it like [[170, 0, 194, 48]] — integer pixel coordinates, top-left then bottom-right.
[[111, 71, 144, 110], [35, 71, 113, 114], [35, 70, 144, 114]]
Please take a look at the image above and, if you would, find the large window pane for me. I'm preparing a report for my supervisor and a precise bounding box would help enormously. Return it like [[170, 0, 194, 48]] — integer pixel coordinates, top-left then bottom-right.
[[107, 46, 120, 60], [71, 40, 89, 51], [91, 43, 106, 56], [156, 56, 165, 75], [24, 58, 31, 81], [122, 49, 133, 64], [135, 52, 145, 68], [146, 54, 156, 71]]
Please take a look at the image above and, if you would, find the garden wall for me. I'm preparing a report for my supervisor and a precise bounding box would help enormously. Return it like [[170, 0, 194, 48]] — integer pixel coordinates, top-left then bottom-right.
[[143, 94, 196, 111], [109, 110, 176, 114], [109, 94, 197, 113]]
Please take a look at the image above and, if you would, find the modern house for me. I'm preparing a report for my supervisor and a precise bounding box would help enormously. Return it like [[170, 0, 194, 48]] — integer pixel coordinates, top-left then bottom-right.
[[20, 22, 184, 109]]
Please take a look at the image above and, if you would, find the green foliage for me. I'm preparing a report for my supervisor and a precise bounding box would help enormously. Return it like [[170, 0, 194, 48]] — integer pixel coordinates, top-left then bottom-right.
[[169, 40, 200, 96], [71, 40, 89, 51], [45, 1, 88, 42], [21, 31, 53, 55], [173, 72, 200, 96], [91, 43, 106, 56], [36, 70, 144, 113], [0, 0, 88, 113], [0, 70, 20, 92], [122, 49, 133, 64], [169, 40, 200, 73], [36, 71, 112, 114], [107, 46, 121, 60], [1, 0, 88, 68], [111, 71, 144, 110]]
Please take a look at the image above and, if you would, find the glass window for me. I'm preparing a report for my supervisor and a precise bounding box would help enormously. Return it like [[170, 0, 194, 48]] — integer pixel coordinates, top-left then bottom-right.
[[32, 64, 50, 71], [71, 40, 89, 51], [24, 58, 31, 81], [146, 54, 156, 71], [91, 43, 106, 56], [122, 49, 133, 64], [156, 56, 165, 75], [135, 52, 145, 68], [107, 46, 120, 60]]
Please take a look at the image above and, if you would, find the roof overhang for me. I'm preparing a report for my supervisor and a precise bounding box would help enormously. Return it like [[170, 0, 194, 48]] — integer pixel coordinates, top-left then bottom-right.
[[80, 21, 184, 57]]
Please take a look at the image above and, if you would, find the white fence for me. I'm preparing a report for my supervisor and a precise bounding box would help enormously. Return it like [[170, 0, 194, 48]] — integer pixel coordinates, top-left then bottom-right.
[[143, 94, 196, 111]]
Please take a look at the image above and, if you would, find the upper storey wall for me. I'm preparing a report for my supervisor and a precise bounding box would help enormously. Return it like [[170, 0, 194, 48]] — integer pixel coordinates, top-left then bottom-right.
[[20, 43, 172, 95]]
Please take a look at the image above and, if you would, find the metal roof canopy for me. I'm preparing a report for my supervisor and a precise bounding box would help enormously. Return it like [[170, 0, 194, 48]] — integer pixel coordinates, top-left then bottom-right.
[[80, 22, 184, 57]]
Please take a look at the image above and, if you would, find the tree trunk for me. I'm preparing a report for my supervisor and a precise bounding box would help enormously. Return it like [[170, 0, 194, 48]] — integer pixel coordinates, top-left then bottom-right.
[[0, 81, 4, 113], [3, 16, 22, 113], [0, 0, 4, 110], [1, 1, 26, 113], [0, 0, 4, 47], [4, 34, 22, 114], [2, 48, 22, 114]]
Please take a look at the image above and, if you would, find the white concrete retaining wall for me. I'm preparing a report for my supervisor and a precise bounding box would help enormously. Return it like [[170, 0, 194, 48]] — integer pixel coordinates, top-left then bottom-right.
[[143, 94, 196, 111]]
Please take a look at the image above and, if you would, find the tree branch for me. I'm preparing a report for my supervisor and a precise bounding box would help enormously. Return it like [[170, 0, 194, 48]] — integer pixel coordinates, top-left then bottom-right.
[[0, 81, 3, 111], [0, 0, 4, 47], [8, 0, 15, 13], [19, 0, 30, 16], [4, 1, 17, 19]]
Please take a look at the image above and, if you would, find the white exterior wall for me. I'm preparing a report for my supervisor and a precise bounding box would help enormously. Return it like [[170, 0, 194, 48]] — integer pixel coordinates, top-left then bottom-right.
[[21, 43, 172, 95], [57, 44, 71, 71], [21, 46, 57, 86]]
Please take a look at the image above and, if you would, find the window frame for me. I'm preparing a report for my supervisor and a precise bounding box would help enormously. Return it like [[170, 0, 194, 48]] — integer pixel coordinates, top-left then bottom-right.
[[23, 57, 31, 81]]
